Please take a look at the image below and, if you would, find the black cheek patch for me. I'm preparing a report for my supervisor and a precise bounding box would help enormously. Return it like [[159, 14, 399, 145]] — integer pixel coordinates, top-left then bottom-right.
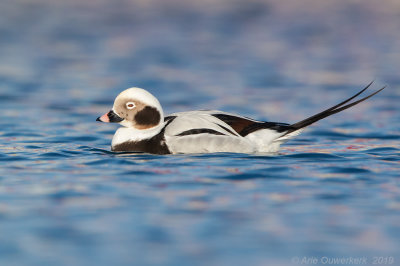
[[134, 106, 161, 126]]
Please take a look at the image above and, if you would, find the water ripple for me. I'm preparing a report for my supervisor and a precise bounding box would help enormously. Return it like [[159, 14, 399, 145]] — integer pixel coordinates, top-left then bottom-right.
[[283, 152, 344, 160], [322, 166, 371, 174], [1, 1, 399, 265]]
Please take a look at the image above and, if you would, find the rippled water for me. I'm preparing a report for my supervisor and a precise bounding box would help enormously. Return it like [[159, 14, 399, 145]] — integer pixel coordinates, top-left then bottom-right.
[[1, 1, 400, 265]]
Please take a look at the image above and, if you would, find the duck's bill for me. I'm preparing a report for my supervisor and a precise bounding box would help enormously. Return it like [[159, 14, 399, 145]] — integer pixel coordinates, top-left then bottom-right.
[[96, 110, 124, 123]]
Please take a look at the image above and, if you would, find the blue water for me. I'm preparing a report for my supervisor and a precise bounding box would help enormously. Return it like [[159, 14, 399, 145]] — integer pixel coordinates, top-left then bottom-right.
[[1, 1, 399, 265]]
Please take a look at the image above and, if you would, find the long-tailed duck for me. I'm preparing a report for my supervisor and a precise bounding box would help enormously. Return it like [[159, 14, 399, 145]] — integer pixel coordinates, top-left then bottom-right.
[[97, 82, 384, 154]]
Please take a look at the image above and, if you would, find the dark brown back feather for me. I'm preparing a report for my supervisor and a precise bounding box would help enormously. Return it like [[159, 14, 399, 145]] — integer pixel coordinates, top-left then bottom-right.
[[212, 114, 291, 137]]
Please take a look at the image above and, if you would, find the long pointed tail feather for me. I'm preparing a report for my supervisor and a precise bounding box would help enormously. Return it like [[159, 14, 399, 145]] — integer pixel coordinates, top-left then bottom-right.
[[283, 82, 385, 136]]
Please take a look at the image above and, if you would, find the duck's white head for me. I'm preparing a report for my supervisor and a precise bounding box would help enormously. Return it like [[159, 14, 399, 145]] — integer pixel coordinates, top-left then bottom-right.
[[97, 87, 164, 130]]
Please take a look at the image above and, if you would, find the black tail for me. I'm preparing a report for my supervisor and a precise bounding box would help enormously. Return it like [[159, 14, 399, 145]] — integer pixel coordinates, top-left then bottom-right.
[[283, 82, 385, 135]]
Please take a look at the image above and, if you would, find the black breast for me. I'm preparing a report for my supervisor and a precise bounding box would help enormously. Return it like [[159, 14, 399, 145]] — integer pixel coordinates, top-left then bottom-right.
[[112, 134, 170, 154], [111, 116, 176, 155]]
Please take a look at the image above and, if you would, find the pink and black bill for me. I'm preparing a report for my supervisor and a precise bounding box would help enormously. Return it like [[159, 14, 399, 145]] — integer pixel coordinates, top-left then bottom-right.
[[96, 110, 124, 123]]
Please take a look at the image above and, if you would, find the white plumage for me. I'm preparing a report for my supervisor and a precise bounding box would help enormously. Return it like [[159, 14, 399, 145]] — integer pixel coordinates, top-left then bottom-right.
[[97, 83, 384, 154]]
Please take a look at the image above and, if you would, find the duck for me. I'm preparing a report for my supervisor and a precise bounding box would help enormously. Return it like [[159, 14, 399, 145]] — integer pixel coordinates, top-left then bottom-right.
[[96, 82, 384, 154]]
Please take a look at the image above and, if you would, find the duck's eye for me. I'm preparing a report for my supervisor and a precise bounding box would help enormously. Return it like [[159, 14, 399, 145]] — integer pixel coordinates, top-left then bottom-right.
[[126, 102, 136, 109]]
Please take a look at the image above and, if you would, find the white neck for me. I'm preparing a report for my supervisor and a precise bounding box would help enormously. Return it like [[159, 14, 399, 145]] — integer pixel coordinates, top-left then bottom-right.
[[111, 124, 163, 148]]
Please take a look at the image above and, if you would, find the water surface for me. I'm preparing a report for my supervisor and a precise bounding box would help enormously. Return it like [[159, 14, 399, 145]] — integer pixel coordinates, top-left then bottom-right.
[[0, 1, 399, 265]]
